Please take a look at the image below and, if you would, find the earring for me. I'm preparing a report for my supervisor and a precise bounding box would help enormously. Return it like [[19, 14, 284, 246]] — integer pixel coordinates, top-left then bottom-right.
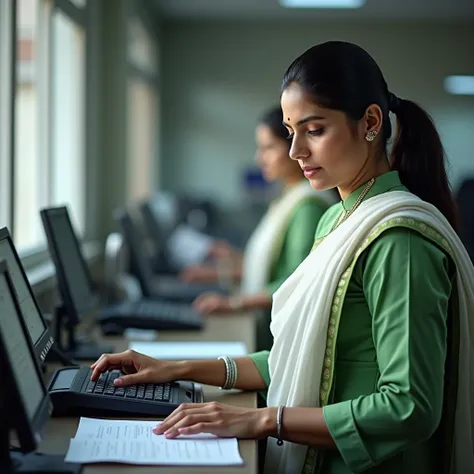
[[365, 131, 378, 142]]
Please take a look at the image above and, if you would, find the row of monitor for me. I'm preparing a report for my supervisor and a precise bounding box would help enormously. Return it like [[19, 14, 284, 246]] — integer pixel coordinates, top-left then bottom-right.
[[0, 192, 225, 373], [0, 236, 81, 473], [0, 195, 208, 473]]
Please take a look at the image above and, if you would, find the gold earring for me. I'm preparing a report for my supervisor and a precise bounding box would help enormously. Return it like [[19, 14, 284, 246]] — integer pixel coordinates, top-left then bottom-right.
[[365, 131, 378, 142]]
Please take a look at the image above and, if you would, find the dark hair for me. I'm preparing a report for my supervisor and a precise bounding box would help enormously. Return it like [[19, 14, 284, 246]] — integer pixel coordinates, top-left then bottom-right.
[[282, 41, 457, 230], [258, 106, 290, 144]]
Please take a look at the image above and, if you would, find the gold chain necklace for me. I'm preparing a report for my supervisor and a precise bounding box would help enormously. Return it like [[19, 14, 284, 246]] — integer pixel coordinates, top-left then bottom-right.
[[330, 178, 376, 233]]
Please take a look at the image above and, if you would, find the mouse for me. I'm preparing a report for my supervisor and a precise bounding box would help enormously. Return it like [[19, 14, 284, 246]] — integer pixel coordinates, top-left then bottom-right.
[[101, 323, 124, 337]]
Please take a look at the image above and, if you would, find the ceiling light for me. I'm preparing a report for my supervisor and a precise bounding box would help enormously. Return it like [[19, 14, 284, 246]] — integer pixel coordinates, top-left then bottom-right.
[[280, 0, 366, 8], [444, 76, 474, 95]]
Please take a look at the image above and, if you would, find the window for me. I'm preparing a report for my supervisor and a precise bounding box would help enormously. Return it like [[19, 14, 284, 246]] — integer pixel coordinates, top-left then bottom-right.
[[12, 0, 86, 254], [0, 0, 14, 231], [51, 9, 86, 233], [14, 0, 44, 250], [126, 16, 159, 201]]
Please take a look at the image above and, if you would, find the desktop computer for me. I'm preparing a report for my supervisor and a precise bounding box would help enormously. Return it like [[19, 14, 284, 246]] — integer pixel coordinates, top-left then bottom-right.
[[40, 207, 203, 335], [116, 208, 229, 304], [34, 211, 113, 361], [0, 234, 204, 419], [140, 198, 180, 274], [143, 192, 184, 246], [0, 228, 55, 364], [141, 199, 216, 271], [0, 261, 82, 473]]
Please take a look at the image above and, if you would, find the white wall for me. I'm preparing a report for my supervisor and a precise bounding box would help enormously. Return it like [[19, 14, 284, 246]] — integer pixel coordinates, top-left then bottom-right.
[[161, 20, 474, 205]]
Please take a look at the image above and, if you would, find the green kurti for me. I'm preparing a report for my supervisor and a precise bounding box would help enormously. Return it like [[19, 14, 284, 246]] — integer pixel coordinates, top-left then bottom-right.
[[256, 196, 329, 351], [265, 197, 329, 295], [250, 171, 457, 473]]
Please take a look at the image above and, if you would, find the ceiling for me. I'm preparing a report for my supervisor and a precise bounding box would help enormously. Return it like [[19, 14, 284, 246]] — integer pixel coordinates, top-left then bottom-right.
[[153, 0, 474, 21]]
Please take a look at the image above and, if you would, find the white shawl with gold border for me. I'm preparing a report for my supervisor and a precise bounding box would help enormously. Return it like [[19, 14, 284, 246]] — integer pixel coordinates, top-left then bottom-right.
[[265, 191, 474, 474]]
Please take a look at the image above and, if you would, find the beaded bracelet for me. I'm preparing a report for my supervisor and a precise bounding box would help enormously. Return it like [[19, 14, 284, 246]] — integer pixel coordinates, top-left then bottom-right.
[[217, 355, 237, 390]]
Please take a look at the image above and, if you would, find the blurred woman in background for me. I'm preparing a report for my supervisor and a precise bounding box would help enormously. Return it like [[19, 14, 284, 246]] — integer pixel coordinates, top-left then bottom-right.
[[181, 106, 335, 333]]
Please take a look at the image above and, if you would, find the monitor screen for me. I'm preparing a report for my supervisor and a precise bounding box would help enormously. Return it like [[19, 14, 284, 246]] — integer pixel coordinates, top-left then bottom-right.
[[141, 201, 164, 247], [43, 209, 95, 318], [0, 270, 45, 422], [116, 210, 155, 297], [0, 232, 48, 347], [149, 193, 180, 241]]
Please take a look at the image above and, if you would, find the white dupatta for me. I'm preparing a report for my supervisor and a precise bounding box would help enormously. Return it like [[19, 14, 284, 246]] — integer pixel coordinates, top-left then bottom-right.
[[265, 191, 474, 474], [240, 181, 335, 295]]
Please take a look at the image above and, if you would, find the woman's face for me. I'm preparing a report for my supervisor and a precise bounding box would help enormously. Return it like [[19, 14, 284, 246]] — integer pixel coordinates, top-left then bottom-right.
[[255, 124, 298, 183], [281, 83, 376, 194]]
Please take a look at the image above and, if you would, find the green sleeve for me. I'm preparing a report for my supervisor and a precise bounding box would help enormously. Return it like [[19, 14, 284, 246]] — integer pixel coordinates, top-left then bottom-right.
[[248, 350, 271, 387], [323, 228, 453, 472], [265, 198, 327, 295]]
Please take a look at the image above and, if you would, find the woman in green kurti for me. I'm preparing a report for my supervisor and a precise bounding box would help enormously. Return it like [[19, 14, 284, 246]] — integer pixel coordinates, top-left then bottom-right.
[[180, 107, 334, 324], [250, 170, 458, 473], [90, 42, 474, 474]]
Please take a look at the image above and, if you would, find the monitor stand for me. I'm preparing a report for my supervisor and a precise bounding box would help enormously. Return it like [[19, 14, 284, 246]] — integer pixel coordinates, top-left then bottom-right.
[[53, 305, 113, 361]]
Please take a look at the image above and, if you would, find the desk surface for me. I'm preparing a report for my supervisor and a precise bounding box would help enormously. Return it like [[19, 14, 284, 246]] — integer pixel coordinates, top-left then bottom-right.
[[40, 313, 258, 474]]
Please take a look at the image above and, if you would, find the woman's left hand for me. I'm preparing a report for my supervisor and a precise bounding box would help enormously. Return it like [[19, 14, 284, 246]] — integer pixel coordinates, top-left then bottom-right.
[[193, 293, 233, 314], [153, 402, 274, 439]]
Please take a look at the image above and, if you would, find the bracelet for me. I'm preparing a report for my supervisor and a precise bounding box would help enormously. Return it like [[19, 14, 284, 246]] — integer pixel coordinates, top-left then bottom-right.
[[217, 356, 238, 390], [276, 405, 285, 446]]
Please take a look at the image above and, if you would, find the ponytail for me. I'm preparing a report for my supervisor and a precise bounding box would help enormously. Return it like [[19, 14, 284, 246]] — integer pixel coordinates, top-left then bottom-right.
[[390, 99, 458, 230]]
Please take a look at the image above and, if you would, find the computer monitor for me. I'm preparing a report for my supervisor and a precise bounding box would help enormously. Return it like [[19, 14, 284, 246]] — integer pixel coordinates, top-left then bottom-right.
[[115, 208, 156, 298], [147, 192, 182, 242], [141, 200, 165, 248], [40, 207, 97, 325], [40, 206, 113, 360], [0, 261, 81, 473], [140, 201, 177, 274], [0, 228, 54, 362]]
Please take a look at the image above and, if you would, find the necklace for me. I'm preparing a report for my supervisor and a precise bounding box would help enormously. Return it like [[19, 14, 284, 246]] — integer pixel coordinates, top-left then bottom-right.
[[330, 178, 376, 233]]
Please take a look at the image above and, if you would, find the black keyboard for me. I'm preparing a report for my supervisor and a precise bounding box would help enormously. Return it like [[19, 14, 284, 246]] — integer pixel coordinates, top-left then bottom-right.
[[98, 299, 203, 332], [152, 280, 229, 304], [85, 370, 172, 402], [48, 366, 203, 417]]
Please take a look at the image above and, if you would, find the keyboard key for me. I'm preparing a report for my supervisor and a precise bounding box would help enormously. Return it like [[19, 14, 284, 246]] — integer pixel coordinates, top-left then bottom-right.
[[106, 372, 119, 386], [126, 386, 137, 398], [98, 373, 108, 384], [154, 386, 164, 401], [137, 385, 145, 399], [114, 388, 125, 397], [85, 380, 96, 393], [144, 387, 154, 400], [105, 382, 118, 395]]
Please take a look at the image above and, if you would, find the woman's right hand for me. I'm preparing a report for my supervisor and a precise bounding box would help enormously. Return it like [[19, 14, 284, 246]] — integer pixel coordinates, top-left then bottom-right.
[[179, 264, 218, 283], [90, 350, 179, 387], [207, 240, 234, 259]]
